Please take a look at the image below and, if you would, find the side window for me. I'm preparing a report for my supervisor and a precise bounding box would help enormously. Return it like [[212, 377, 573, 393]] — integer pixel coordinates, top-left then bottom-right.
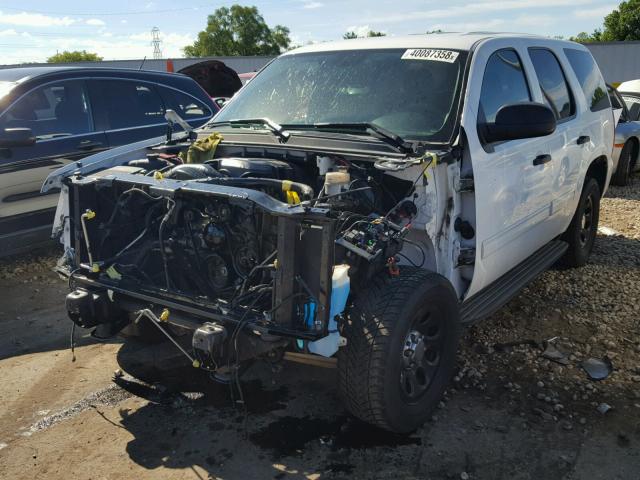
[[157, 86, 211, 119], [528, 48, 575, 120], [478, 49, 531, 126], [564, 48, 610, 112], [95, 80, 165, 130], [0, 80, 91, 139], [622, 94, 640, 121]]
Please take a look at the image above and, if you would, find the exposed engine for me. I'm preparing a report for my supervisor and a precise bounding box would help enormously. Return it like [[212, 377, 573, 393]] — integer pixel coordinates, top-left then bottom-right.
[[63, 146, 425, 367]]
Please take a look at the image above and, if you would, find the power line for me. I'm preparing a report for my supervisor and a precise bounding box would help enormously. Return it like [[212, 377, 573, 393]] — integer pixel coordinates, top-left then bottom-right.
[[0, 4, 210, 16]]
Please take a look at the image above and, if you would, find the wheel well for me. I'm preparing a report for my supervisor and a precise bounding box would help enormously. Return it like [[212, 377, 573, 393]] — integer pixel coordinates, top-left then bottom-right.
[[630, 137, 640, 170], [585, 156, 608, 193]]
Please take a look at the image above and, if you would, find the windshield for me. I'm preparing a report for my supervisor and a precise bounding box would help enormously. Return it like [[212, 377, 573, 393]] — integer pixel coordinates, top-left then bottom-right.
[[214, 48, 468, 143], [0, 81, 16, 101]]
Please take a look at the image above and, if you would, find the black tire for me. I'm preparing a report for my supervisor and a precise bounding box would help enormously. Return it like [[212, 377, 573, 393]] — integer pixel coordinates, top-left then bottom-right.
[[612, 140, 635, 186], [337, 267, 460, 433], [561, 177, 600, 267]]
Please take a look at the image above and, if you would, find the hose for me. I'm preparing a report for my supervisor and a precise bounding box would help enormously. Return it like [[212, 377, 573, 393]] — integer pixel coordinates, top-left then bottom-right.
[[201, 177, 315, 200]]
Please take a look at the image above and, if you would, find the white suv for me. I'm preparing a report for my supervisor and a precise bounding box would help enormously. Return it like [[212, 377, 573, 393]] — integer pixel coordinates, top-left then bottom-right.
[[45, 33, 614, 433]]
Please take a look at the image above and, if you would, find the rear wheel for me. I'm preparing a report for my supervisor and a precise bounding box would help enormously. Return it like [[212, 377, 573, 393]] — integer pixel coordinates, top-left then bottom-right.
[[337, 267, 460, 433], [561, 177, 600, 267], [612, 140, 635, 186]]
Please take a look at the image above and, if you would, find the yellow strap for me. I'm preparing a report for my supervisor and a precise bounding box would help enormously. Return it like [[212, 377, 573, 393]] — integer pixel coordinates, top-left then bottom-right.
[[422, 152, 438, 179], [106, 265, 122, 280], [159, 308, 170, 322], [285, 190, 299, 204]]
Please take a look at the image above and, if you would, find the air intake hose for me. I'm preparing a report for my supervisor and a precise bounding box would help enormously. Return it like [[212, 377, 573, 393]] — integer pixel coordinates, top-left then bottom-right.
[[202, 177, 315, 200]]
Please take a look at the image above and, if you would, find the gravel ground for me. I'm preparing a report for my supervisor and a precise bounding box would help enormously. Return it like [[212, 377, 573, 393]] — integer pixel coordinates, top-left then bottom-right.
[[457, 180, 640, 410], [0, 179, 638, 479]]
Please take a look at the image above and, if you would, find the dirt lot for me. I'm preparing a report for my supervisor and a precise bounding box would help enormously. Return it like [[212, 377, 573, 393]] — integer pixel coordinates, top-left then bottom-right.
[[0, 181, 639, 480]]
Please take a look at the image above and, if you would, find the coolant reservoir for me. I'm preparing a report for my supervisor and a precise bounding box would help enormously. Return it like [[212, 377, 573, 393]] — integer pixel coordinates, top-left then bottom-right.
[[308, 264, 350, 357], [324, 171, 350, 196]]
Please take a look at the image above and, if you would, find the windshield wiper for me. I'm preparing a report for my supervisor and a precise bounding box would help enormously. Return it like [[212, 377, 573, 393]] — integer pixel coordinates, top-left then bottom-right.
[[282, 122, 415, 154], [206, 117, 290, 143]]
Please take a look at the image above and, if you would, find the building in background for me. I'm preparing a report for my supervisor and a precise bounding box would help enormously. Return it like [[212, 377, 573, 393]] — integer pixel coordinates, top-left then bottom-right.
[[0, 41, 639, 85]]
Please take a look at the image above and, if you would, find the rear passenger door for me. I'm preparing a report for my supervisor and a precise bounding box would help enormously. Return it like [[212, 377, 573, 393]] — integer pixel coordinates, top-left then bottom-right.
[[562, 48, 613, 209], [527, 47, 582, 233], [89, 80, 167, 147]]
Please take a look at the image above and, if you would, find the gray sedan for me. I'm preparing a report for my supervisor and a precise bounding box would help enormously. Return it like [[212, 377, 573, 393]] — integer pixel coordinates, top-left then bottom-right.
[[609, 83, 640, 186]]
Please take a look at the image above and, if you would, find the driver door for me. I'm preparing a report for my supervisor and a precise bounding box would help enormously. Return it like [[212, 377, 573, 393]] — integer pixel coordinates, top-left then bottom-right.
[[0, 79, 107, 239], [463, 43, 555, 297]]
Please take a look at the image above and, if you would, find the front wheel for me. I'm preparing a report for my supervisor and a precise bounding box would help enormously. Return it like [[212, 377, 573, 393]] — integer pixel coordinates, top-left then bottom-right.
[[338, 267, 460, 433], [561, 177, 600, 267]]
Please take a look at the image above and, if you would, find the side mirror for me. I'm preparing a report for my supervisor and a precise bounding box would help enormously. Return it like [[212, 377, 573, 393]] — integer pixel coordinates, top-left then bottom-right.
[[0, 128, 35, 148], [484, 103, 556, 143], [213, 97, 228, 109]]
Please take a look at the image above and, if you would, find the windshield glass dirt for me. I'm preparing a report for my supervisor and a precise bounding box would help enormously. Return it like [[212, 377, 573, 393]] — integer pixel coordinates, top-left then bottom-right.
[[214, 48, 467, 142]]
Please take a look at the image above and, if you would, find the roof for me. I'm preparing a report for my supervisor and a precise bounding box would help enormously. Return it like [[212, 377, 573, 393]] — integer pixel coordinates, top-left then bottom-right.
[[285, 32, 564, 55], [0, 65, 190, 84], [618, 79, 640, 94]]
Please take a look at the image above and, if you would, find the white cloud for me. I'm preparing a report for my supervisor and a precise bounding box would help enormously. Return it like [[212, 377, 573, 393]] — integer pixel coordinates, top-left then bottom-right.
[[0, 28, 18, 37], [86, 18, 106, 26], [574, 5, 616, 19], [362, 0, 601, 24], [0, 11, 76, 27], [0, 29, 195, 64], [302, 1, 324, 9], [428, 19, 506, 32], [346, 25, 373, 37], [120, 19, 128, 24]]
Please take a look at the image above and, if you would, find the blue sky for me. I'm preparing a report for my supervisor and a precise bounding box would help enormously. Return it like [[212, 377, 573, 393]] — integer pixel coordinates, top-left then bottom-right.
[[0, 0, 617, 63]]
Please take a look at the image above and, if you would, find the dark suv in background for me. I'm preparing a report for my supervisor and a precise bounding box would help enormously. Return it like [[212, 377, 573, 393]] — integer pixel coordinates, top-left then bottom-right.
[[0, 67, 217, 256]]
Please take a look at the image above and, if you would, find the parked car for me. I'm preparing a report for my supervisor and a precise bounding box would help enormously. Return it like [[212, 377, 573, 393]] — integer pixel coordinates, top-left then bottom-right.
[[45, 33, 613, 433], [0, 67, 216, 255], [607, 84, 640, 185], [178, 60, 242, 98]]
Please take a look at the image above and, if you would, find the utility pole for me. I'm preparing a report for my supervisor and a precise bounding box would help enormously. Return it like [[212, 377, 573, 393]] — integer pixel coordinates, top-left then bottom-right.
[[151, 27, 162, 59]]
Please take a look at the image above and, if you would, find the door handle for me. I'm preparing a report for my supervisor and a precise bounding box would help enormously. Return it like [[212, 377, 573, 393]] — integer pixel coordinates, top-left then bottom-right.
[[577, 135, 590, 145], [77, 140, 103, 151], [533, 154, 552, 166]]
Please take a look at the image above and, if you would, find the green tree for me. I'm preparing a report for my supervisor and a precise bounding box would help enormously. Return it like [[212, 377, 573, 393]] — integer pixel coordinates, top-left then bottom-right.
[[571, 1, 640, 42], [601, 0, 640, 40], [47, 50, 102, 63], [343, 30, 386, 39], [569, 29, 603, 43], [183, 5, 290, 56]]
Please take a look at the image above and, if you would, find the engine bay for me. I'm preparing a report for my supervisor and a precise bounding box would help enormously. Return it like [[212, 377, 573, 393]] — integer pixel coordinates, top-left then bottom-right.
[[60, 139, 437, 368]]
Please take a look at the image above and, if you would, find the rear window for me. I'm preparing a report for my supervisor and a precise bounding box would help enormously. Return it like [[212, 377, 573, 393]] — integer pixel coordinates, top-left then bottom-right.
[[564, 49, 610, 112], [157, 86, 211, 120], [528, 48, 575, 120]]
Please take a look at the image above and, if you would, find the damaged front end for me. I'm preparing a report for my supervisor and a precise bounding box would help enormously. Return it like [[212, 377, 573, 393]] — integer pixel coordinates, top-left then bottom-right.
[[52, 133, 437, 379]]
